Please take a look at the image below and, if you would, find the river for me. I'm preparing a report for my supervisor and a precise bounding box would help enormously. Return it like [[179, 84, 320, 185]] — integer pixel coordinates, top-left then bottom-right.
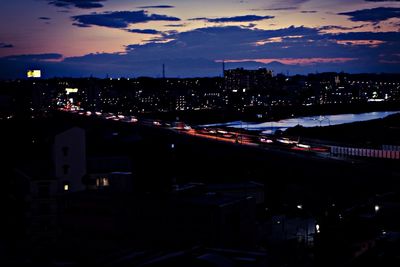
[[202, 111, 400, 134]]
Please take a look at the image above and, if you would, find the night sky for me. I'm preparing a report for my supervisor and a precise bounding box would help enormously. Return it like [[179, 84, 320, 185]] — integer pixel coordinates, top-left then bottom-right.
[[1, 0, 399, 78]]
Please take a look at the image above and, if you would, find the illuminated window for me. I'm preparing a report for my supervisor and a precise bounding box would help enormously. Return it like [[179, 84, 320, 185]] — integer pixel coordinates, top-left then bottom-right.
[[96, 177, 109, 188], [63, 182, 69, 191]]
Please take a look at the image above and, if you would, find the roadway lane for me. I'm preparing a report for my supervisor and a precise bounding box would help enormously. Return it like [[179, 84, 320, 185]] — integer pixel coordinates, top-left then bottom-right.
[[63, 108, 336, 160]]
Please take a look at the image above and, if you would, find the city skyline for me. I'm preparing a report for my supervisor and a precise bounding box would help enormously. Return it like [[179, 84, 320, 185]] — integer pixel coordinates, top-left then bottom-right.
[[1, 0, 400, 78]]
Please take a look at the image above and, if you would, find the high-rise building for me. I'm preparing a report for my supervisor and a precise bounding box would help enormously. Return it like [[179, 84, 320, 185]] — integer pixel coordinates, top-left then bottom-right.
[[224, 68, 273, 110], [224, 68, 273, 92]]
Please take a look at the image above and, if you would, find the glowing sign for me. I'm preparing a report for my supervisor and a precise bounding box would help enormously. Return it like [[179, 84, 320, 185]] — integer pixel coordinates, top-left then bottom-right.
[[27, 70, 41, 78], [66, 88, 79, 95]]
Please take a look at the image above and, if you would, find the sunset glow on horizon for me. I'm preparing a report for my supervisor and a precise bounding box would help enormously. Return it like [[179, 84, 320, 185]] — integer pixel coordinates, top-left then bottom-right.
[[1, 0, 399, 78]]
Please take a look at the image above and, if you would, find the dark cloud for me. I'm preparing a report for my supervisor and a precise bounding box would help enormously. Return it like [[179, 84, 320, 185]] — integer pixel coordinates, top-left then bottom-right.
[[330, 31, 400, 42], [165, 24, 186, 27], [71, 26, 398, 62], [190, 15, 274, 23], [2, 25, 400, 78], [47, 0, 105, 9], [126, 29, 161, 35], [255, 7, 298, 11], [256, 0, 310, 11], [72, 22, 91, 27], [364, 0, 400, 2], [319, 24, 368, 31], [0, 43, 13, 48], [338, 7, 400, 22], [72, 10, 180, 28], [138, 5, 175, 9], [301, 11, 317, 13], [63, 26, 400, 76], [3, 53, 62, 61], [241, 23, 257, 28], [39, 17, 51, 20]]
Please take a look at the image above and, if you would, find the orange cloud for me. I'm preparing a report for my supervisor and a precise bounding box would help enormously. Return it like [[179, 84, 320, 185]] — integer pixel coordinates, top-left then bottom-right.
[[336, 40, 385, 47], [218, 57, 357, 65]]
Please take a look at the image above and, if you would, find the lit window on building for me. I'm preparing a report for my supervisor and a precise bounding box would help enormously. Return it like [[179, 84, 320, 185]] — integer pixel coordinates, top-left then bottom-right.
[[96, 177, 110, 187], [63, 182, 69, 191]]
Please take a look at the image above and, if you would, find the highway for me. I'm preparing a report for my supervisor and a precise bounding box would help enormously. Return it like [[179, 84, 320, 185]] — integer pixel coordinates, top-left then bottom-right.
[[64, 109, 332, 158]]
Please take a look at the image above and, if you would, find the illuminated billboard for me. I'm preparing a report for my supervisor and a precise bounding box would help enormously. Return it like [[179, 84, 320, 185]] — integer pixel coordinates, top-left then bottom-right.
[[27, 70, 41, 78], [66, 88, 79, 95]]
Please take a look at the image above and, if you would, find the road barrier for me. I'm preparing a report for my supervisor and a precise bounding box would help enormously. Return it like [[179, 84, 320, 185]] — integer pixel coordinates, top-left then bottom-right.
[[330, 146, 400, 160], [382, 145, 400, 152]]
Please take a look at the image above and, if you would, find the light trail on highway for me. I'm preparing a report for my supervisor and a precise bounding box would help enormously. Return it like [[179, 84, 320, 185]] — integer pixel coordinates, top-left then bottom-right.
[[63, 108, 331, 156]]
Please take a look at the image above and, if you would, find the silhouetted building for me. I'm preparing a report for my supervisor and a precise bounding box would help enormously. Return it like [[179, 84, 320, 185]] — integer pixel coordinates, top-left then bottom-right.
[[13, 126, 86, 258], [58, 188, 257, 249], [86, 156, 133, 192], [53, 127, 86, 193], [224, 68, 273, 110]]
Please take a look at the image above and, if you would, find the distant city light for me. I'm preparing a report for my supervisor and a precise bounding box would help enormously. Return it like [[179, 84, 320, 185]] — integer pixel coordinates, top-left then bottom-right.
[[64, 184, 69, 191], [375, 205, 380, 212], [66, 88, 79, 95], [316, 224, 320, 233], [27, 70, 41, 78]]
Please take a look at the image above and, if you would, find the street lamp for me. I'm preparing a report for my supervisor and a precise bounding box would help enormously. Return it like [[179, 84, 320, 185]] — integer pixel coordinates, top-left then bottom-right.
[[374, 205, 380, 212]]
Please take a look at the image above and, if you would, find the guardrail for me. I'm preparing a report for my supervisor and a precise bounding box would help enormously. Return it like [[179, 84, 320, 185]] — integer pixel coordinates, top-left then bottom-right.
[[330, 146, 400, 160], [382, 145, 400, 152]]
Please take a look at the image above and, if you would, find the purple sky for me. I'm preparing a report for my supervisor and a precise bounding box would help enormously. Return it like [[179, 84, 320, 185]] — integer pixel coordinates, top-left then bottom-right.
[[1, 0, 399, 78]]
